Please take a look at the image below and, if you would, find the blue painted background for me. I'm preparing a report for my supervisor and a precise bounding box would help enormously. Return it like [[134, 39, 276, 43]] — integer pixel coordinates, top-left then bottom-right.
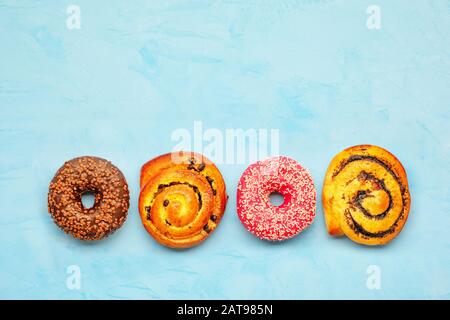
[[1, 0, 449, 299]]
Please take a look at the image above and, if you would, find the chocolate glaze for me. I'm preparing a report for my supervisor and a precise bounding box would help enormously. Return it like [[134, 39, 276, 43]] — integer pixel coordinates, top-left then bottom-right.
[[47, 156, 130, 241]]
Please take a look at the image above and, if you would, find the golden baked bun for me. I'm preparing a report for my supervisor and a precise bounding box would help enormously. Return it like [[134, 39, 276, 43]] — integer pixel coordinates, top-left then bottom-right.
[[139, 152, 227, 248], [322, 145, 411, 245]]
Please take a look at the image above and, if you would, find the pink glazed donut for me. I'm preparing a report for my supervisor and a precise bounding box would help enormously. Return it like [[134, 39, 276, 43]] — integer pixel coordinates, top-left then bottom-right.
[[237, 156, 316, 241]]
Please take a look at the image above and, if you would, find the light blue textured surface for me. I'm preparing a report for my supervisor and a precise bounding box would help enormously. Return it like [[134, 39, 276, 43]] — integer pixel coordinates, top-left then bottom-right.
[[1, 0, 449, 299]]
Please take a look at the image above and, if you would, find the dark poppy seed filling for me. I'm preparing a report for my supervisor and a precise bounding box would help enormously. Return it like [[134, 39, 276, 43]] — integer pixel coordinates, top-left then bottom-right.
[[351, 171, 393, 220], [334, 155, 406, 194], [333, 154, 408, 239], [345, 210, 396, 239]]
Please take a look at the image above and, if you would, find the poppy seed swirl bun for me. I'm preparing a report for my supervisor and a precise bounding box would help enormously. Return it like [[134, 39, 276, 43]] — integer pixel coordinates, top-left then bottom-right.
[[322, 145, 411, 245]]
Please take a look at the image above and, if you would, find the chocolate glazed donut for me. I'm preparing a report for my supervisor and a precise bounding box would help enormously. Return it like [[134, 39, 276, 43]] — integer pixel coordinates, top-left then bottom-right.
[[48, 156, 130, 240], [322, 145, 411, 245]]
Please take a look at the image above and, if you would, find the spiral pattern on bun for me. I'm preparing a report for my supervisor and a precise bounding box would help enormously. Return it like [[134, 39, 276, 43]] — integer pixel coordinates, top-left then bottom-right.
[[322, 145, 411, 245], [139, 152, 227, 248]]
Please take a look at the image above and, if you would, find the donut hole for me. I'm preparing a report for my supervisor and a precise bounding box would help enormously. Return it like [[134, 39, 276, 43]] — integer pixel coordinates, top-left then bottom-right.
[[81, 191, 96, 209], [269, 191, 285, 207]]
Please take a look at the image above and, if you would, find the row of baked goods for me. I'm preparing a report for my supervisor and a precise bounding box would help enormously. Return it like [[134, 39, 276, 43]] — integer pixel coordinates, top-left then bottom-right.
[[47, 145, 411, 247]]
